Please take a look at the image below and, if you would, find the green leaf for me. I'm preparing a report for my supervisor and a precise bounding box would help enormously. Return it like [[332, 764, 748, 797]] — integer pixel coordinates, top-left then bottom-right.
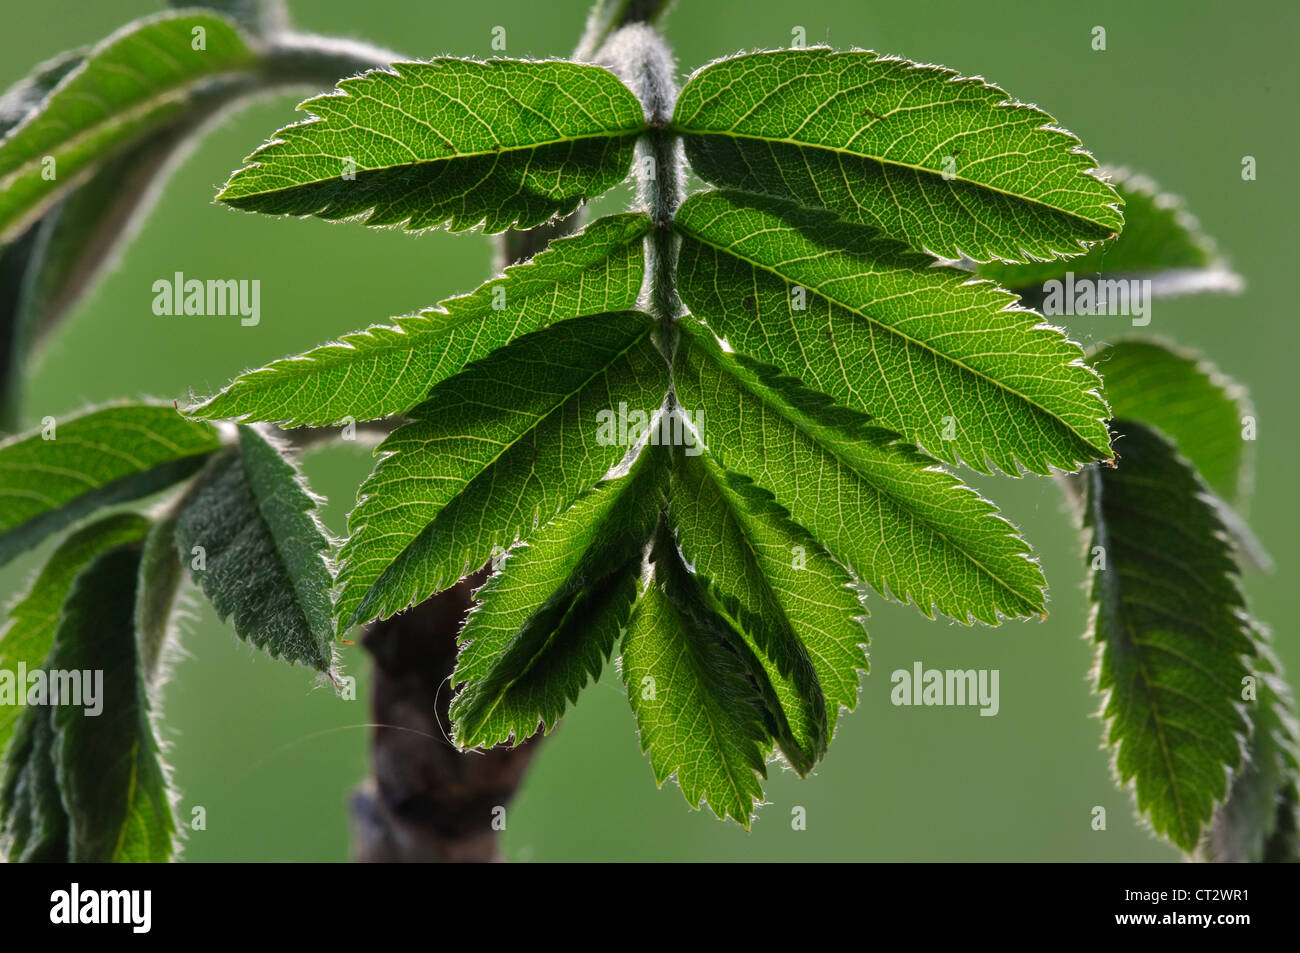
[[0, 11, 257, 243], [449, 445, 666, 749], [1204, 631, 1300, 862], [0, 513, 149, 760], [174, 427, 336, 670], [0, 227, 42, 432], [0, 403, 221, 569], [673, 321, 1046, 624], [0, 706, 67, 862], [135, 510, 184, 682], [672, 48, 1122, 263], [47, 542, 176, 862], [979, 168, 1242, 300], [188, 212, 651, 426], [669, 450, 869, 767], [0, 49, 86, 428], [1090, 338, 1251, 507], [1083, 420, 1255, 852], [218, 58, 645, 234], [336, 310, 669, 627], [621, 522, 769, 827], [675, 190, 1111, 474]]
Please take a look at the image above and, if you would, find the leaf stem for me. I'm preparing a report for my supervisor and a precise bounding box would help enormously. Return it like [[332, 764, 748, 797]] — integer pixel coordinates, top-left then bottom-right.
[[597, 24, 684, 323]]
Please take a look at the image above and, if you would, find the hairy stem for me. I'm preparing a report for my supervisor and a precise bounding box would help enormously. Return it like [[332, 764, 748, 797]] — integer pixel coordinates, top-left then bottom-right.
[[597, 24, 683, 324], [260, 32, 405, 88]]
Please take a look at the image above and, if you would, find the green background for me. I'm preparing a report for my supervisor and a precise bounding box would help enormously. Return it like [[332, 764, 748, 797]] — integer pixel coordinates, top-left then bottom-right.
[[2, 0, 1295, 861]]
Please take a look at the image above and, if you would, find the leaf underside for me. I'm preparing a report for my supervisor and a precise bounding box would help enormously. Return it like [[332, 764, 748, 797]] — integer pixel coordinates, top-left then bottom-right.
[[450, 445, 666, 749], [1084, 420, 1255, 852], [622, 523, 770, 827], [673, 321, 1046, 624], [188, 212, 651, 427], [979, 167, 1240, 301], [173, 427, 336, 670], [49, 543, 176, 862], [673, 48, 1122, 263], [1, 541, 177, 862], [0, 404, 222, 569], [335, 310, 668, 628], [218, 58, 646, 234], [1091, 339, 1251, 507], [1204, 630, 1300, 862], [675, 189, 1111, 474], [0, 11, 255, 243], [0, 513, 149, 760]]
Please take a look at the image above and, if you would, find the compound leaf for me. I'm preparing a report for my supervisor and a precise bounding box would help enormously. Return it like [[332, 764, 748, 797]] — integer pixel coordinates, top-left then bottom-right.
[[622, 523, 769, 827], [0, 11, 257, 243], [0, 404, 222, 568], [174, 427, 336, 670], [675, 190, 1111, 474], [673, 321, 1045, 624], [1084, 420, 1254, 852], [188, 212, 651, 427], [673, 48, 1121, 263], [336, 310, 669, 628], [218, 58, 645, 234]]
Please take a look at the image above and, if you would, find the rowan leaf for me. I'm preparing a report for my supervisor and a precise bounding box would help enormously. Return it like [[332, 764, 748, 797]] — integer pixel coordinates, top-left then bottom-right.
[[188, 212, 651, 427], [217, 58, 645, 234], [173, 427, 336, 670], [1084, 419, 1255, 852], [675, 190, 1111, 474], [672, 48, 1121, 262], [0, 404, 222, 569], [1090, 339, 1251, 507], [0, 513, 149, 761], [0, 11, 257, 243], [449, 445, 666, 749], [0, 49, 87, 429], [673, 321, 1045, 624], [47, 543, 177, 862], [979, 168, 1242, 302], [336, 310, 669, 628], [621, 522, 769, 827]]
